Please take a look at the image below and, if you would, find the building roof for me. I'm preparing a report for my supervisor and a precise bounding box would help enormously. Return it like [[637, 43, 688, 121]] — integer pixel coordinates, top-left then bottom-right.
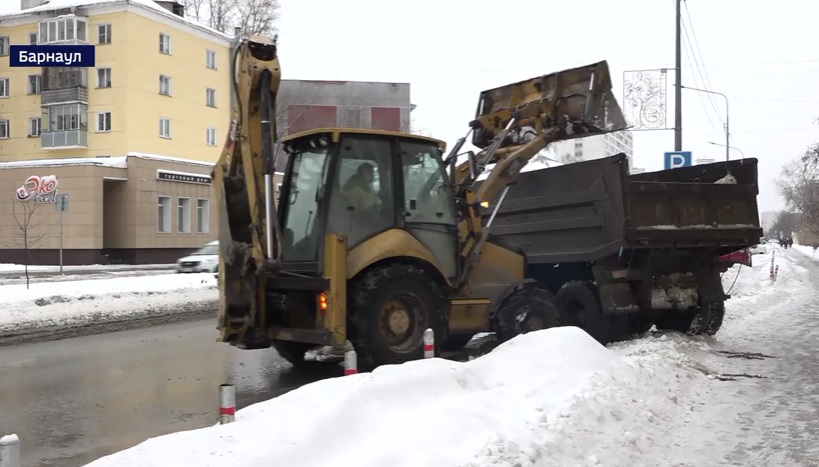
[[0, 0, 231, 42], [0, 152, 215, 170]]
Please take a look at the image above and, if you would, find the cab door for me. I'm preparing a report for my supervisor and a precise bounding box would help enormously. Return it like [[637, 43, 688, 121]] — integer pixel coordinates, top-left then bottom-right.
[[398, 139, 459, 281]]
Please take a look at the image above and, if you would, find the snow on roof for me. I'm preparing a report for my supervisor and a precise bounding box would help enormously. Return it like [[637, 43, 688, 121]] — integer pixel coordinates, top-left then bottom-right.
[[0, 153, 214, 170], [126, 152, 215, 168], [0, 0, 231, 42], [0, 156, 128, 169]]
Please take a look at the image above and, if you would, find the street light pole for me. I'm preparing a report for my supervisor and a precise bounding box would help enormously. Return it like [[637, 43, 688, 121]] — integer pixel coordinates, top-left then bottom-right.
[[681, 85, 730, 161], [674, 0, 682, 151], [708, 141, 745, 160]]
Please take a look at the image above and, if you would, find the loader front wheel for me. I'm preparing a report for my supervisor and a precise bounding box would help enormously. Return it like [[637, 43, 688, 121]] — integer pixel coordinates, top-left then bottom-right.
[[348, 264, 447, 369]]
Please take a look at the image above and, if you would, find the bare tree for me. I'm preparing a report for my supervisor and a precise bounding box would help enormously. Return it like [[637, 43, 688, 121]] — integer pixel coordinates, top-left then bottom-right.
[[777, 158, 819, 235], [7, 198, 51, 289], [180, 0, 279, 36]]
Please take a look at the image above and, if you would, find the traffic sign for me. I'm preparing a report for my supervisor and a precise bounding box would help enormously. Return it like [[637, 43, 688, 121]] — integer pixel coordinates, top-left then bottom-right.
[[56, 193, 69, 212], [664, 151, 692, 169]]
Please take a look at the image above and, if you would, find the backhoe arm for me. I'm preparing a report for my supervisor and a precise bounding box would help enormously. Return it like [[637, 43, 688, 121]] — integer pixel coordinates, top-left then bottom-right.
[[213, 35, 282, 348]]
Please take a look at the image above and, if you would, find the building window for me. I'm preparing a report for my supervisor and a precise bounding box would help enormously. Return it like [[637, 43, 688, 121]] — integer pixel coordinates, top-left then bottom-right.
[[28, 117, 41, 137], [206, 127, 216, 146], [177, 197, 191, 233], [97, 68, 112, 88], [196, 199, 209, 233], [28, 75, 41, 94], [206, 88, 216, 107], [43, 103, 88, 131], [159, 33, 171, 54], [38, 17, 88, 43], [0, 78, 8, 98], [96, 112, 111, 132], [0, 120, 9, 139], [159, 75, 171, 96], [0, 37, 8, 56], [159, 117, 171, 138], [29, 32, 38, 45], [157, 196, 171, 233], [206, 49, 216, 69], [97, 24, 111, 44]]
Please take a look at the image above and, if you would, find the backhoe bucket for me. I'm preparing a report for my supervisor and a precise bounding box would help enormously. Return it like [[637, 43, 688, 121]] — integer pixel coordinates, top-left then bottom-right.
[[470, 60, 627, 150]]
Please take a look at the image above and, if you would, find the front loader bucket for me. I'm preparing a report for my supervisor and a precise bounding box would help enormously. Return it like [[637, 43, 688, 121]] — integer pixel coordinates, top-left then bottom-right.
[[470, 60, 627, 150]]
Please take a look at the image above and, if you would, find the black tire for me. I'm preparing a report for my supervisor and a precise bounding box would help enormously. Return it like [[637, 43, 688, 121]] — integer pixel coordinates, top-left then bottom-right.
[[555, 281, 628, 345], [347, 264, 448, 369], [704, 302, 725, 336], [494, 282, 563, 342], [655, 308, 708, 335], [628, 316, 654, 335], [271, 340, 319, 366], [442, 332, 476, 351]]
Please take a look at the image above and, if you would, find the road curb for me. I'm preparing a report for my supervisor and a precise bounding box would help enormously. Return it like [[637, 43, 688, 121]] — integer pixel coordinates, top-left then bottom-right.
[[0, 300, 218, 346]]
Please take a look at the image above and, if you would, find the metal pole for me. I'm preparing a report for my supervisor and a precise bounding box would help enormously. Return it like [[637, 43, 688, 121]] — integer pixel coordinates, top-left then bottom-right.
[[219, 384, 236, 424], [725, 98, 730, 162], [59, 210, 63, 274], [674, 0, 682, 151]]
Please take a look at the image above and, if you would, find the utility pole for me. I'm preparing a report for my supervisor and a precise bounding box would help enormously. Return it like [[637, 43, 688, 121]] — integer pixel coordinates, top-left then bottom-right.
[[674, 0, 682, 151]]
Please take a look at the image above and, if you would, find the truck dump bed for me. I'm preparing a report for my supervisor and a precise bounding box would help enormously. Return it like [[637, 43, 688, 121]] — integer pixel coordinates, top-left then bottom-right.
[[482, 154, 762, 264]]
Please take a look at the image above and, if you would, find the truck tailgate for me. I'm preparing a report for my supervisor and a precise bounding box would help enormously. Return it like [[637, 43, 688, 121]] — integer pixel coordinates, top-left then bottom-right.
[[627, 158, 761, 246]]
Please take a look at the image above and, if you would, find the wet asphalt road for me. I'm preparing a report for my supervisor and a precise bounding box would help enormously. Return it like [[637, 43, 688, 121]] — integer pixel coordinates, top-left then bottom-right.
[[0, 319, 342, 467]]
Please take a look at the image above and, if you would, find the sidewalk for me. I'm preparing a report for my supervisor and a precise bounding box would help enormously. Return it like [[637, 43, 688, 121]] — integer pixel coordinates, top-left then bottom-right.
[[0, 263, 176, 278]]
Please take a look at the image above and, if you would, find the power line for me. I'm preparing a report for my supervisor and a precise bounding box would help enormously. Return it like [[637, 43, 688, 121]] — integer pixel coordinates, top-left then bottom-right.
[[680, 20, 721, 132], [682, 1, 724, 123]]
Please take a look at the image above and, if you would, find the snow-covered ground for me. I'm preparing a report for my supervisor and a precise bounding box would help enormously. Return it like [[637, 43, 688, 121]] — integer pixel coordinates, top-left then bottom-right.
[[69, 243, 819, 466], [0, 273, 217, 337], [83, 249, 797, 467]]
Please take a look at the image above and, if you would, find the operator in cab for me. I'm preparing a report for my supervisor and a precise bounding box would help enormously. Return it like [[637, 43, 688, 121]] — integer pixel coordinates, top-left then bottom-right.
[[342, 163, 380, 211]]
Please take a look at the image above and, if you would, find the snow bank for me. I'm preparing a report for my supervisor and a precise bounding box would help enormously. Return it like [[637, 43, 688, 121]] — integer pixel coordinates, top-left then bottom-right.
[[0, 273, 216, 329], [85, 326, 702, 467]]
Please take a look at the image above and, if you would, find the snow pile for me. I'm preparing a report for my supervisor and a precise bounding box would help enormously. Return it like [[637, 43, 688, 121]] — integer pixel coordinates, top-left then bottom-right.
[[84, 326, 702, 467], [0, 273, 216, 330]]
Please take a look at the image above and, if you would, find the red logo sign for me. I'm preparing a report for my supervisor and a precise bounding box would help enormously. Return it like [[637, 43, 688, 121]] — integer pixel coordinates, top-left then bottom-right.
[[16, 175, 59, 203]]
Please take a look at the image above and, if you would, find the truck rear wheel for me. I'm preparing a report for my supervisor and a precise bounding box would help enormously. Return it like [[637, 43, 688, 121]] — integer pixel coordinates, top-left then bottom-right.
[[348, 264, 447, 369], [493, 282, 562, 342], [555, 281, 628, 345]]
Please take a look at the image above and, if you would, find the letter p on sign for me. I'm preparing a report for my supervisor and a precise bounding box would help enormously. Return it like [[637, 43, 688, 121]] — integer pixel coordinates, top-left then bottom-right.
[[664, 151, 692, 170]]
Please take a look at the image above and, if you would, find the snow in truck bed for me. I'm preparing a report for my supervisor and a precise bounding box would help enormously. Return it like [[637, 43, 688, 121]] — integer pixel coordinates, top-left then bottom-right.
[[84, 326, 704, 467]]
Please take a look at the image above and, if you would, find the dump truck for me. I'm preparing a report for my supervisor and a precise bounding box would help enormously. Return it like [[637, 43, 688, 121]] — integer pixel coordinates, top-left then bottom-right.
[[472, 155, 762, 344], [213, 34, 761, 369]]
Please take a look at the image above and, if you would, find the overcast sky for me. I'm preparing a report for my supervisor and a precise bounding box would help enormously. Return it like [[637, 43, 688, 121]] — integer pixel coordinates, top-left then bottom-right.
[[277, 0, 819, 213]]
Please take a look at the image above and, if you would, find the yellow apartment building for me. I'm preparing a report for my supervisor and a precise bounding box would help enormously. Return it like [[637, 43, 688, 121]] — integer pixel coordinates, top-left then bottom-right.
[[0, 0, 241, 265]]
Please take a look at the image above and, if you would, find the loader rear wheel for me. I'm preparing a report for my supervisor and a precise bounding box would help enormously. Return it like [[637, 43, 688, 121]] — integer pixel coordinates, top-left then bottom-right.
[[555, 281, 628, 345], [348, 264, 447, 369], [494, 282, 563, 342], [271, 340, 318, 366]]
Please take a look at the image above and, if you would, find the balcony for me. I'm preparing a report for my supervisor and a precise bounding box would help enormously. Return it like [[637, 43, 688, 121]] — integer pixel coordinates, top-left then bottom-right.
[[41, 86, 88, 105], [41, 130, 88, 149]]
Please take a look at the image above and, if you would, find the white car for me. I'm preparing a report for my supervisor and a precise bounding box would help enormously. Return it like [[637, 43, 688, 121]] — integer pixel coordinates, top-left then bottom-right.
[[176, 241, 219, 273], [749, 244, 768, 255]]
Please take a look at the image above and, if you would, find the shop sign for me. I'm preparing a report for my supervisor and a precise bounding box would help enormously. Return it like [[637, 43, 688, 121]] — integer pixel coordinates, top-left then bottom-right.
[[16, 175, 59, 203], [156, 169, 212, 185]]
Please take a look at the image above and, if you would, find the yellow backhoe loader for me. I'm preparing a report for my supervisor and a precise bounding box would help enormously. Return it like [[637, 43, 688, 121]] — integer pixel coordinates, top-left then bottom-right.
[[212, 34, 631, 368]]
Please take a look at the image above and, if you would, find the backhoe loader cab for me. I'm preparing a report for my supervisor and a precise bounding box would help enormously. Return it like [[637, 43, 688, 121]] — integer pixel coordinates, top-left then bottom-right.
[[278, 129, 457, 266]]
